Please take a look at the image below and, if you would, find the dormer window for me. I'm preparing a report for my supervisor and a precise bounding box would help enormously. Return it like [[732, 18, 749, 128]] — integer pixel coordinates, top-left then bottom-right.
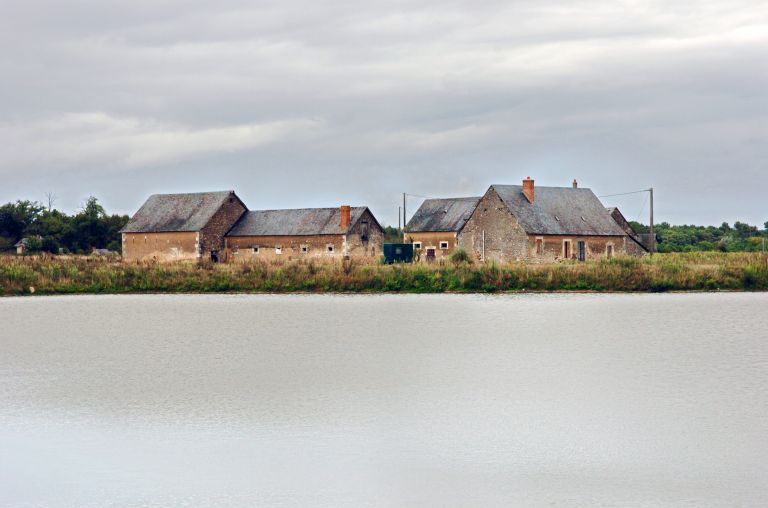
[[554, 215, 560, 221], [581, 216, 587, 221]]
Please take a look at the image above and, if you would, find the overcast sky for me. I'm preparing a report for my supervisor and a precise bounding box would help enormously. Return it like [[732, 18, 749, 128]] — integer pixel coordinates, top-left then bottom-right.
[[1, 0, 766, 226]]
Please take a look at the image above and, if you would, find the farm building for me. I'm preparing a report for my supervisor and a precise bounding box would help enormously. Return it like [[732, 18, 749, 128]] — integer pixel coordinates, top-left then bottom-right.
[[225, 205, 383, 260], [121, 191, 247, 262], [403, 197, 480, 261], [461, 178, 641, 262], [607, 207, 651, 256], [406, 177, 646, 262]]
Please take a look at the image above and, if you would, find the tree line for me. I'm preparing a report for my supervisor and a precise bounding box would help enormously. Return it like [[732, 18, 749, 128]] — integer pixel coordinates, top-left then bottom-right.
[[0, 198, 128, 254], [630, 220, 768, 253]]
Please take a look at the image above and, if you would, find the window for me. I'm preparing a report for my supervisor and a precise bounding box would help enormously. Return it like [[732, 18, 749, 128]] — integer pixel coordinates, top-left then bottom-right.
[[578, 241, 586, 262], [275, 246, 282, 255], [413, 241, 422, 249], [361, 220, 369, 241], [426, 248, 436, 259], [606, 244, 614, 259], [300, 245, 309, 254], [563, 240, 571, 259], [440, 241, 449, 250], [326, 244, 334, 253], [535, 238, 543, 254], [252, 246, 260, 254]]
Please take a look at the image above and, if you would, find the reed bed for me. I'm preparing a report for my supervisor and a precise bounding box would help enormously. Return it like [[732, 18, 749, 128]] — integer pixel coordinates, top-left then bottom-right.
[[1, 252, 767, 295]]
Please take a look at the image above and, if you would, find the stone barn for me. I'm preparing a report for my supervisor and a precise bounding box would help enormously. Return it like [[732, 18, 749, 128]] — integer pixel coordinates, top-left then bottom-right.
[[121, 191, 247, 262], [607, 207, 650, 256], [404, 197, 480, 261], [225, 205, 383, 261], [460, 178, 641, 262]]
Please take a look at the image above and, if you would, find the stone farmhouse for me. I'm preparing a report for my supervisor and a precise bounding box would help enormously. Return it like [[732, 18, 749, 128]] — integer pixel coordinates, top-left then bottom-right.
[[225, 206, 383, 261], [121, 191, 247, 262], [406, 177, 647, 262], [403, 197, 480, 261]]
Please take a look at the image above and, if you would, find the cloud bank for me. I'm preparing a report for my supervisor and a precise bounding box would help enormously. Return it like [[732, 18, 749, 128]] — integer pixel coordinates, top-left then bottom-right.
[[0, 0, 766, 225]]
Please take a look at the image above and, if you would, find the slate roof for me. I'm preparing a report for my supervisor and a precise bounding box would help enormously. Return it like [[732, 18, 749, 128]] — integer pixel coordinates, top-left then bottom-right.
[[226, 207, 374, 236], [405, 197, 481, 233], [492, 185, 627, 236], [121, 191, 243, 233]]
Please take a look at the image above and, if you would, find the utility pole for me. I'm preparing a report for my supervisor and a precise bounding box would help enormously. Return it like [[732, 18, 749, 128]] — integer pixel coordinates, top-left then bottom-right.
[[398, 206, 401, 231], [403, 193, 407, 231], [649, 187, 655, 254]]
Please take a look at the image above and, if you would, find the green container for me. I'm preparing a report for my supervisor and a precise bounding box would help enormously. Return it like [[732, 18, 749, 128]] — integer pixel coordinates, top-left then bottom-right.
[[383, 243, 413, 264]]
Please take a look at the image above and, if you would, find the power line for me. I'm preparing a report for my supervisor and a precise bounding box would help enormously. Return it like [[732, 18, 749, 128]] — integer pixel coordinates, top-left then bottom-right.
[[598, 189, 651, 198]]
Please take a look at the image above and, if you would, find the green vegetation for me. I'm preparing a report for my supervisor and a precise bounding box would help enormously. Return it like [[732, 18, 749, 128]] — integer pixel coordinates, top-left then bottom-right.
[[2, 252, 766, 295], [631, 221, 768, 253], [0, 197, 128, 254]]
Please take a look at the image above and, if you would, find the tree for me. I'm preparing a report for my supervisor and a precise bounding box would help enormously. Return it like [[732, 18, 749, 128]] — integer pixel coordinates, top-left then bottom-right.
[[0, 200, 44, 243]]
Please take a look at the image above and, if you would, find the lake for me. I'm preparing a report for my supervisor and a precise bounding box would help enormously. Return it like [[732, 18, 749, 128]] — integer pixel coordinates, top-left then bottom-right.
[[1, 293, 767, 507]]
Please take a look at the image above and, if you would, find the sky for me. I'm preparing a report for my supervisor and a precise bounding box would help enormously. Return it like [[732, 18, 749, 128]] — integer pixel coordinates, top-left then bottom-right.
[[0, 0, 766, 227]]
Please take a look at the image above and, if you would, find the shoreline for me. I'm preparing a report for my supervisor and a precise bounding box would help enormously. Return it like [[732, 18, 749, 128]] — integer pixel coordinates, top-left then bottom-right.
[[2, 252, 767, 296]]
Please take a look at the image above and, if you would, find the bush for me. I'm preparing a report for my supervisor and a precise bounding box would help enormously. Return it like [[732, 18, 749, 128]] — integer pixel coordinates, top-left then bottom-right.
[[450, 248, 471, 264]]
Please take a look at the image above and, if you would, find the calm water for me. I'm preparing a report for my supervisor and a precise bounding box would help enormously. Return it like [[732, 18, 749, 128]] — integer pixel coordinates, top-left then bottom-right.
[[1, 293, 767, 507]]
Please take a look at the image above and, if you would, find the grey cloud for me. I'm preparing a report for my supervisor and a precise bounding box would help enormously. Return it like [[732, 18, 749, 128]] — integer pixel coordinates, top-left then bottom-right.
[[0, 0, 766, 226]]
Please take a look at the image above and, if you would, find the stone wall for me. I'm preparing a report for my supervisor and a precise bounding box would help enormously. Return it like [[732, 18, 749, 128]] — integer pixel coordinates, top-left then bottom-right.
[[226, 234, 346, 261], [525, 234, 627, 262], [460, 188, 529, 262], [345, 208, 384, 258], [198, 194, 247, 256], [122, 232, 199, 262], [403, 231, 459, 262]]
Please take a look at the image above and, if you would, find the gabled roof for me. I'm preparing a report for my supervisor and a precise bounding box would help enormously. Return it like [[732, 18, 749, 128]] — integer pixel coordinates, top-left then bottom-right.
[[405, 197, 481, 233], [491, 185, 626, 236], [121, 191, 244, 233], [608, 207, 650, 252], [226, 207, 376, 236], [14, 238, 29, 247]]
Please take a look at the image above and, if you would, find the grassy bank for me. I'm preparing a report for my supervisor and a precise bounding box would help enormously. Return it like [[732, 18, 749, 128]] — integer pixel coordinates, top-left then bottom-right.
[[2, 252, 767, 295]]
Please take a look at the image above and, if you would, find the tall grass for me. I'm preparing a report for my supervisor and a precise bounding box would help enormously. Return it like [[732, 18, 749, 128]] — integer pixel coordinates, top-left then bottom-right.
[[1, 252, 766, 295]]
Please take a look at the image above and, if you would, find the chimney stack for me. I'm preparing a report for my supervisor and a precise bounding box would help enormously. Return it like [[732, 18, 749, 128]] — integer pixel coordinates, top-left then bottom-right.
[[572, 179, 578, 189], [522, 176, 535, 203], [340, 205, 351, 230]]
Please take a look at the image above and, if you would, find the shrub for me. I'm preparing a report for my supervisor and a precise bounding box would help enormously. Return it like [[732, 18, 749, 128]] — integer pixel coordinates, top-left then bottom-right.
[[449, 248, 471, 264]]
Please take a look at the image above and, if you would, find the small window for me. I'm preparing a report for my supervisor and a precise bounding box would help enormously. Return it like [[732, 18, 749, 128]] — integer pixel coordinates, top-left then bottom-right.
[[413, 241, 422, 249], [554, 215, 560, 221], [252, 246, 260, 254], [581, 216, 587, 222], [275, 246, 282, 255], [327, 244, 334, 253], [536, 238, 543, 254], [300, 245, 309, 254], [439, 241, 449, 250], [607, 244, 614, 259], [563, 240, 571, 259]]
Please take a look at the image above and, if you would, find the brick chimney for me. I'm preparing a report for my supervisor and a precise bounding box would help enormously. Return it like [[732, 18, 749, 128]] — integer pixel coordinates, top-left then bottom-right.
[[572, 179, 578, 189], [340, 205, 351, 230], [522, 176, 535, 203]]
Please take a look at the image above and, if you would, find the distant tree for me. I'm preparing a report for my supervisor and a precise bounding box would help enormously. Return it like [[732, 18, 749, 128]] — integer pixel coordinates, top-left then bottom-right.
[[0, 200, 44, 244], [733, 221, 758, 239]]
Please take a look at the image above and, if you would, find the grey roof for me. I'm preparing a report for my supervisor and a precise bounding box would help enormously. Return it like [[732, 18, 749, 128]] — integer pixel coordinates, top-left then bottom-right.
[[226, 207, 373, 236], [405, 197, 481, 232], [492, 185, 627, 236], [121, 191, 242, 233], [14, 238, 29, 247]]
